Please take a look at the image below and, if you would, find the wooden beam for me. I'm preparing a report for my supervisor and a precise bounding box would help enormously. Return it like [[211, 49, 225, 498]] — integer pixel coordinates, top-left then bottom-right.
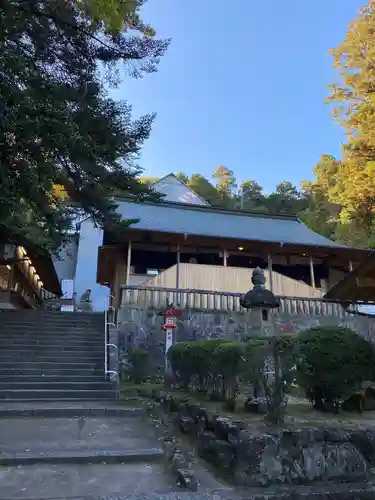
[[268, 253, 273, 291], [309, 256, 316, 289], [176, 245, 180, 289], [125, 240, 132, 285]]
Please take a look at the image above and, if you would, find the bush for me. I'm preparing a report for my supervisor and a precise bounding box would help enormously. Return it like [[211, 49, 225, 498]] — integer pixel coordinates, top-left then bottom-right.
[[130, 348, 149, 384], [296, 326, 375, 411], [243, 336, 298, 424], [168, 339, 243, 398]]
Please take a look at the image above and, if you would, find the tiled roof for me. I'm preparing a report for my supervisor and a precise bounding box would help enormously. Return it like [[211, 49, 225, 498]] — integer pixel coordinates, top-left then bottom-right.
[[116, 200, 350, 250]]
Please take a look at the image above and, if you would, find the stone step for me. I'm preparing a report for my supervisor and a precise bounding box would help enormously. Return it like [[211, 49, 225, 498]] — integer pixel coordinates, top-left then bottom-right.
[[0, 325, 103, 333], [0, 358, 104, 368], [0, 316, 105, 322], [0, 389, 117, 400], [0, 323, 104, 331], [0, 381, 112, 391], [0, 367, 103, 376], [0, 349, 105, 359], [0, 413, 163, 462], [0, 462, 177, 499], [0, 374, 106, 383], [0, 447, 164, 466], [0, 337, 104, 352], [0, 335, 103, 345], [0, 311, 105, 319], [0, 402, 143, 418], [0, 361, 102, 370]]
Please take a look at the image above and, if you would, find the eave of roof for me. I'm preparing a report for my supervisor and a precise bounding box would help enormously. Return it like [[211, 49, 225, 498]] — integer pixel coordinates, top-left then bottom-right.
[[0, 226, 62, 296], [114, 198, 367, 254], [324, 251, 375, 303]]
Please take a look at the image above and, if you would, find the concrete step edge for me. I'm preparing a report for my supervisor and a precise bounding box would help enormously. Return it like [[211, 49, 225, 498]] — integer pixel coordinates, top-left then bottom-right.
[[0, 406, 143, 418], [0, 447, 163, 466]]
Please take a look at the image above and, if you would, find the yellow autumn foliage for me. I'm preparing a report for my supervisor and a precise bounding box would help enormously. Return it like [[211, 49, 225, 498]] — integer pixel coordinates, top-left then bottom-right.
[[308, 2, 375, 237]]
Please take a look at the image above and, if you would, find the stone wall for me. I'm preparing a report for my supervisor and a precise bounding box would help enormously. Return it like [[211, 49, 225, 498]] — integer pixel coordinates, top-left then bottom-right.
[[153, 391, 375, 488], [117, 304, 375, 370]]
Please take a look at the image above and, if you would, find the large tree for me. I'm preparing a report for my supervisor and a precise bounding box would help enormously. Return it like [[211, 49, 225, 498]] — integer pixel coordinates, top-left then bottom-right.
[[0, 0, 169, 251], [212, 166, 237, 207], [326, 1, 375, 237]]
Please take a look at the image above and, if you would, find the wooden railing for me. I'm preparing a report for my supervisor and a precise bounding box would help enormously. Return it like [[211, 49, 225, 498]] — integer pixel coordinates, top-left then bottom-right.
[[120, 285, 355, 318], [142, 263, 326, 299]]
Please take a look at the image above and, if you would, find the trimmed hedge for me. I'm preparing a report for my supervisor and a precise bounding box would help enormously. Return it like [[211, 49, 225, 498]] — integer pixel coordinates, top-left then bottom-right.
[[130, 348, 149, 384], [296, 326, 375, 410], [168, 339, 243, 399]]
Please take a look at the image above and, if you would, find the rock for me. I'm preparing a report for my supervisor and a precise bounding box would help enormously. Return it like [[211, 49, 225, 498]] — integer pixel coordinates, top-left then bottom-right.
[[163, 440, 177, 461], [171, 450, 188, 471], [197, 430, 217, 459], [211, 439, 236, 469], [324, 429, 350, 443], [233, 429, 369, 487], [197, 429, 236, 470], [243, 396, 268, 414], [178, 415, 196, 434], [342, 393, 365, 413], [186, 404, 209, 425], [350, 430, 375, 465], [150, 389, 162, 402], [213, 417, 244, 440], [212, 416, 245, 444], [176, 469, 198, 491], [162, 393, 174, 412]]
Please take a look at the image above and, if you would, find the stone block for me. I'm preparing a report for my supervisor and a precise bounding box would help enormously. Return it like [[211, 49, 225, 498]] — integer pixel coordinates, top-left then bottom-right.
[[213, 416, 245, 443], [176, 468, 198, 491], [234, 429, 369, 487], [178, 416, 195, 434], [243, 396, 268, 414]]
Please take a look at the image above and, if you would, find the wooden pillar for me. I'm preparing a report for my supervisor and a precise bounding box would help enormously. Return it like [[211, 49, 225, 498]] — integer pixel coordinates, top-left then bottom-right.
[[223, 249, 228, 267], [112, 253, 127, 310], [176, 245, 180, 289], [349, 260, 360, 287], [267, 253, 273, 291], [125, 240, 132, 285], [309, 256, 316, 289]]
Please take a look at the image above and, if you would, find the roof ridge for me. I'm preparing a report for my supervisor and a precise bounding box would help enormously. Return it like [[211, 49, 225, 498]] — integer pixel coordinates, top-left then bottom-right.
[[115, 196, 300, 221]]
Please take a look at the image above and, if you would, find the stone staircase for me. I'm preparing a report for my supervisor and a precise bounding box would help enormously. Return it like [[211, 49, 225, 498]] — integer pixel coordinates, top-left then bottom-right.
[[0, 310, 116, 401]]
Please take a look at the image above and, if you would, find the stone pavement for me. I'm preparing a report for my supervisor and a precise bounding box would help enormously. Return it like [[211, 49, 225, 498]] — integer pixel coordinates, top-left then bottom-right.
[[0, 401, 178, 499]]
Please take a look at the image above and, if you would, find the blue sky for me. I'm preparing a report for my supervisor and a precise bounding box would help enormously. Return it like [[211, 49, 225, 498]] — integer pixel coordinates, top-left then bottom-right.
[[110, 0, 364, 192]]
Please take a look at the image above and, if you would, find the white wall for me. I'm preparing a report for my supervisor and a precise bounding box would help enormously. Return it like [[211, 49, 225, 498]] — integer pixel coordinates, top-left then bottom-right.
[[75, 219, 109, 311]]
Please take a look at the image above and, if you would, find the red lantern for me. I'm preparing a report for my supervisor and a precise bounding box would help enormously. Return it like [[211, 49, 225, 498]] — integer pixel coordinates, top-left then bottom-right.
[[163, 308, 177, 330]]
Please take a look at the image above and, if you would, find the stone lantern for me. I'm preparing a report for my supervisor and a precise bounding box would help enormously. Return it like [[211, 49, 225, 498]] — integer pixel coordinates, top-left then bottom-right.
[[240, 267, 280, 413], [240, 267, 280, 334]]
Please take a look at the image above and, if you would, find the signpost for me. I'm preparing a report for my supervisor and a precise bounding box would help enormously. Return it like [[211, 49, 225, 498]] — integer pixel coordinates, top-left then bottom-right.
[[163, 308, 177, 372]]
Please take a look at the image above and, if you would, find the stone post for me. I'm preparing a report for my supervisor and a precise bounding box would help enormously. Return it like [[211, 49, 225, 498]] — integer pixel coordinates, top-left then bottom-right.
[[240, 267, 280, 413]]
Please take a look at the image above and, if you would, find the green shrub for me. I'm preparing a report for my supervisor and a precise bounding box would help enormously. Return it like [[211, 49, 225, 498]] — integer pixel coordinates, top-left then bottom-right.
[[296, 326, 375, 411], [130, 348, 149, 384], [168, 341, 192, 388], [213, 341, 244, 401], [168, 339, 241, 397]]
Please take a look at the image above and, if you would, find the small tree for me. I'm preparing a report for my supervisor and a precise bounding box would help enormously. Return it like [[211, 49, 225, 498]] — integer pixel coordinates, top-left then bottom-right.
[[244, 336, 297, 425], [130, 348, 149, 384], [212, 342, 244, 406], [296, 326, 375, 412]]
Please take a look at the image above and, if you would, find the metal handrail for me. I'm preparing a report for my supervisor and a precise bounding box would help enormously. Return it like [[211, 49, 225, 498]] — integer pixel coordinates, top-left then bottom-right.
[[104, 294, 116, 375], [104, 295, 120, 398]]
